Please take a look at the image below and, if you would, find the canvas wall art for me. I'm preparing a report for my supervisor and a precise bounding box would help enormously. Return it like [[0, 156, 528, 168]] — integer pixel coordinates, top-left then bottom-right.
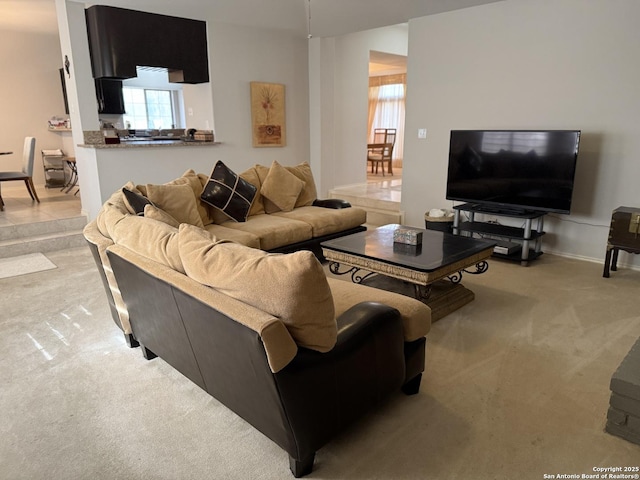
[[250, 82, 286, 147]]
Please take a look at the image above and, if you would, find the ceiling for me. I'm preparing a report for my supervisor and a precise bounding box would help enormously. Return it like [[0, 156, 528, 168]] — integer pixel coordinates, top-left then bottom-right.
[[370, 51, 407, 76], [1, 0, 503, 37]]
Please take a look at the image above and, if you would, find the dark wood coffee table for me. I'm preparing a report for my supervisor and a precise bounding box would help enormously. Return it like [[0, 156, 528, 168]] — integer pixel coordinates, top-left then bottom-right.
[[321, 224, 496, 321]]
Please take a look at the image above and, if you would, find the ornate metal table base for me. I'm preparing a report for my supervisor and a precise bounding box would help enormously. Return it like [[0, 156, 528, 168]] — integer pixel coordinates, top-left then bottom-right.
[[329, 260, 489, 302], [328, 262, 377, 284], [446, 260, 489, 284]]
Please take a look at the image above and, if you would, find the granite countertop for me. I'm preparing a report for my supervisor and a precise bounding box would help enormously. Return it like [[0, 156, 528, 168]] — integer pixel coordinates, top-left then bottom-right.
[[79, 140, 220, 149], [78, 129, 219, 149]]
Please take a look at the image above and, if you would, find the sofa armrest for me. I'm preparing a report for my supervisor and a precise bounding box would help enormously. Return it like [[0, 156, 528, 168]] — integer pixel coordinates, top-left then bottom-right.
[[312, 198, 351, 209], [273, 302, 405, 461], [284, 302, 403, 365], [334, 301, 401, 350]]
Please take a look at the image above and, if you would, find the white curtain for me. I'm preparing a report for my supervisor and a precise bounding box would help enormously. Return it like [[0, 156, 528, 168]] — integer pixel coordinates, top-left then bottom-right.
[[368, 80, 406, 163]]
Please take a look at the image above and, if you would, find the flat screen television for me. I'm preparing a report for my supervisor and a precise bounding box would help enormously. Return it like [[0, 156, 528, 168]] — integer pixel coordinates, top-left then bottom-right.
[[445, 130, 581, 214]]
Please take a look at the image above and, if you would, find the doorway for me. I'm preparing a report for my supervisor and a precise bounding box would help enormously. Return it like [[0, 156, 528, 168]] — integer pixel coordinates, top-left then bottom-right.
[[367, 50, 407, 184]]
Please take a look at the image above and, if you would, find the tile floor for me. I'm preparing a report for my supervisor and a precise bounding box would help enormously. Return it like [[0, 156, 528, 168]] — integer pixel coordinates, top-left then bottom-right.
[[0, 182, 82, 227], [363, 166, 402, 203]]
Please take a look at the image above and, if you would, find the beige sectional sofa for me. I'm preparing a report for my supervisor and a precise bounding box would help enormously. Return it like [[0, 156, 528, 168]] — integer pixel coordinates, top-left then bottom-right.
[[83, 161, 432, 476]]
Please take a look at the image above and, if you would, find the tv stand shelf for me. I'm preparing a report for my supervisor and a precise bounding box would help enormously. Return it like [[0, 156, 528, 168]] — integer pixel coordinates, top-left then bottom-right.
[[453, 203, 546, 266]]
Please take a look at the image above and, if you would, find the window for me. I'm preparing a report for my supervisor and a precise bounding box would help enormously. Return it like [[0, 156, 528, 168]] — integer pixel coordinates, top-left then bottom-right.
[[122, 87, 176, 130]]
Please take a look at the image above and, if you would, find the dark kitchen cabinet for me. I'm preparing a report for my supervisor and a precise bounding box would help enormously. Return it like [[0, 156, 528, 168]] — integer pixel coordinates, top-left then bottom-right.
[[85, 6, 209, 84], [95, 78, 125, 114]]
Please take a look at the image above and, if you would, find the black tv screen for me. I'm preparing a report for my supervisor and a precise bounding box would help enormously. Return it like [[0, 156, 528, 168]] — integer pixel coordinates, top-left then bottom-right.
[[446, 130, 580, 214]]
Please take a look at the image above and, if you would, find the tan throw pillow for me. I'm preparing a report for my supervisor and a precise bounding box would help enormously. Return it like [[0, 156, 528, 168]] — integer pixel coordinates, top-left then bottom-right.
[[167, 169, 210, 226], [146, 183, 204, 228], [239, 166, 264, 217], [260, 160, 304, 213], [287, 162, 317, 207], [144, 204, 180, 228], [179, 224, 337, 352], [255, 164, 280, 214]]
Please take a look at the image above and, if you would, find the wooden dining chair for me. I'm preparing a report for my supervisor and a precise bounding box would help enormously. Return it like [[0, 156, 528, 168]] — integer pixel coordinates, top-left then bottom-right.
[[367, 128, 397, 176], [0, 137, 40, 211]]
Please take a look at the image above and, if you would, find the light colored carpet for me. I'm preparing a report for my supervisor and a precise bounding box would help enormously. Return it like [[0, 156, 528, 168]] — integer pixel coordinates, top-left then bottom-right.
[[0, 252, 56, 279], [1, 247, 639, 479]]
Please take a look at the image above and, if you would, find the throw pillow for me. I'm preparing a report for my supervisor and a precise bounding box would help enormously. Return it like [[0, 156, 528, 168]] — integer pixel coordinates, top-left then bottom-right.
[[254, 164, 280, 214], [239, 166, 264, 217], [260, 160, 304, 213], [197, 172, 229, 225], [167, 169, 211, 226], [122, 187, 154, 215], [288, 162, 318, 208], [145, 183, 205, 228], [144, 204, 181, 228], [178, 224, 337, 352], [200, 160, 257, 222]]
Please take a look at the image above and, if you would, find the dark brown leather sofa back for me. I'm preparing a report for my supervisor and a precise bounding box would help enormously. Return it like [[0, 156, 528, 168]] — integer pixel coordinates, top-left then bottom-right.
[[107, 249, 422, 477]]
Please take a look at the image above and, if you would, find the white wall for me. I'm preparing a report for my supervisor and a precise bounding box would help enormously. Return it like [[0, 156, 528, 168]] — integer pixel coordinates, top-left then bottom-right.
[[403, 0, 640, 265], [206, 22, 310, 170], [61, 13, 311, 219], [0, 25, 67, 185], [310, 24, 408, 195]]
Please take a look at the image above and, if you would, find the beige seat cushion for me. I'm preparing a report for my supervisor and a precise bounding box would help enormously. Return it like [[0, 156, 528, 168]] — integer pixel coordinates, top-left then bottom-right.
[[220, 213, 312, 250], [273, 206, 367, 237], [96, 202, 129, 239], [204, 224, 261, 248], [144, 204, 180, 228], [327, 277, 431, 341], [260, 160, 304, 213], [109, 215, 184, 273], [179, 225, 337, 352], [146, 183, 204, 228]]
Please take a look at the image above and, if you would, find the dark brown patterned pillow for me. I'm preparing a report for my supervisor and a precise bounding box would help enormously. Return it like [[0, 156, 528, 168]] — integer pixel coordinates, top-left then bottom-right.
[[200, 161, 257, 222], [122, 187, 154, 215]]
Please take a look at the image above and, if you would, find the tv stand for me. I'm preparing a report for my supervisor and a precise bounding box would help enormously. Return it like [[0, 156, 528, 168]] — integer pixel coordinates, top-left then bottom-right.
[[452, 203, 546, 266], [467, 204, 534, 216]]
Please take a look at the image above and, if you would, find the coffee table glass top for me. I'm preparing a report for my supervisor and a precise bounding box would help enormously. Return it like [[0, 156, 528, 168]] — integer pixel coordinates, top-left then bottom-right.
[[321, 224, 495, 272]]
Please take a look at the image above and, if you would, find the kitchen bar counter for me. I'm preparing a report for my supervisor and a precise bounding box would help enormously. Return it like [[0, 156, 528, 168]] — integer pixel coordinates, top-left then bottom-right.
[[79, 129, 218, 149], [79, 140, 220, 149], [74, 130, 226, 221]]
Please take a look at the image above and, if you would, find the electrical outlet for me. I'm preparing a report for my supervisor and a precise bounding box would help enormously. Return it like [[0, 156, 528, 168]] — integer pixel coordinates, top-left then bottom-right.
[[418, 128, 427, 139]]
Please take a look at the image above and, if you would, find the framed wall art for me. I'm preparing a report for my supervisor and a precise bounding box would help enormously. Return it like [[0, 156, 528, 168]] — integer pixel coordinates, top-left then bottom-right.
[[250, 81, 286, 147]]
